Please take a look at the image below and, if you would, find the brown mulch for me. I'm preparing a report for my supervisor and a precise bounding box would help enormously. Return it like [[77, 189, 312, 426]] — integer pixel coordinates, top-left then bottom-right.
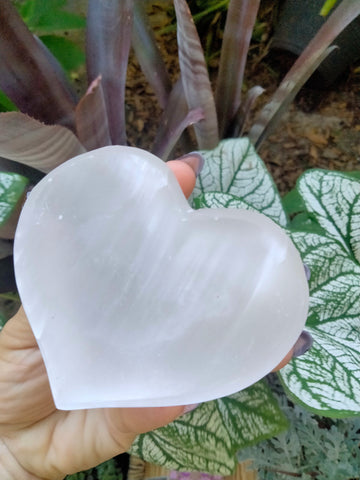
[[124, 3, 360, 196]]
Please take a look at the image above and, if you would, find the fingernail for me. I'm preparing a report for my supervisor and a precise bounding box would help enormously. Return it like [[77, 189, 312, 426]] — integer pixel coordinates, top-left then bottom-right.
[[293, 331, 313, 358], [304, 263, 311, 281], [182, 403, 200, 415], [177, 152, 204, 177]]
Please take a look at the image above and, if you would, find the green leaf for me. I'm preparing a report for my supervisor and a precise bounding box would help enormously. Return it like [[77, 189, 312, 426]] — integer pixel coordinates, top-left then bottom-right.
[[65, 458, 122, 479], [0, 90, 17, 112], [0, 0, 77, 130], [96, 458, 122, 479], [320, 0, 339, 16], [296, 170, 360, 262], [0, 311, 6, 330], [279, 228, 360, 416], [238, 378, 360, 480], [40, 35, 85, 72], [193, 138, 287, 227], [130, 381, 288, 475], [0, 172, 28, 227], [19, 0, 85, 34], [282, 187, 306, 216], [193, 192, 252, 211]]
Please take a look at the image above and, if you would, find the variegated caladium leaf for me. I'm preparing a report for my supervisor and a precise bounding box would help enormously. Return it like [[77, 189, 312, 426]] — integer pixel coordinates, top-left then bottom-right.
[[294, 170, 360, 261], [130, 381, 288, 475], [193, 192, 252, 212], [0, 171, 28, 229], [192, 138, 287, 227], [280, 170, 360, 416]]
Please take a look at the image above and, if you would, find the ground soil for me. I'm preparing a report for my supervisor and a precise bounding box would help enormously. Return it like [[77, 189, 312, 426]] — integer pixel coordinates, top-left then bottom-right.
[[124, 4, 360, 196]]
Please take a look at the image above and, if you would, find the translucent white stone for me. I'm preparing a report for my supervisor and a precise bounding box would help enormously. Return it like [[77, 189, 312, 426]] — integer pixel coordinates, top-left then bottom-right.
[[14, 146, 309, 410]]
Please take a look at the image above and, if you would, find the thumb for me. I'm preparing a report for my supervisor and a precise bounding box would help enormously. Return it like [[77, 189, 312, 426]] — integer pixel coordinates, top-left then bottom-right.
[[105, 405, 186, 440]]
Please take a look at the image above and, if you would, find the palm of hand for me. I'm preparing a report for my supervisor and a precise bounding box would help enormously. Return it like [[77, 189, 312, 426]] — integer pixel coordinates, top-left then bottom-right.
[[0, 308, 183, 479], [0, 160, 197, 479], [0, 159, 295, 479]]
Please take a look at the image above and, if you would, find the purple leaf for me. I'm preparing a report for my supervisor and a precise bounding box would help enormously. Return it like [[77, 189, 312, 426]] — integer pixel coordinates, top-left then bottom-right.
[[132, 1, 172, 109], [173, 0, 219, 149], [76, 76, 112, 151], [0, 112, 85, 173], [249, 0, 360, 149], [215, 0, 261, 138], [0, 0, 77, 130], [230, 85, 265, 137], [153, 107, 204, 161], [152, 78, 195, 159], [87, 0, 134, 145]]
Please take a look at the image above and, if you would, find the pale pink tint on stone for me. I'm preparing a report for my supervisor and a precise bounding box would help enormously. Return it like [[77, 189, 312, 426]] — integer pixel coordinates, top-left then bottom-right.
[[14, 146, 309, 410]]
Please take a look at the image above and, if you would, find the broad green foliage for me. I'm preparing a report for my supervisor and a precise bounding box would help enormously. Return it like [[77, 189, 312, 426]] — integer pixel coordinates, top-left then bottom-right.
[[144, 141, 360, 474], [280, 171, 360, 416], [65, 458, 122, 480], [0, 172, 28, 227], [238, 378, 360, 480], [0, 90, 17, 113], [16, 0, 86, 74], [195, 159, 360, 418], [193, 192, 252, 212], [130, 140, 289, 474], [192, 138, 287, 227], [130, 381, 288, 475], [17, 0, 85, 34], [40, 35, 85, 73], [0, 0, 358, 476]]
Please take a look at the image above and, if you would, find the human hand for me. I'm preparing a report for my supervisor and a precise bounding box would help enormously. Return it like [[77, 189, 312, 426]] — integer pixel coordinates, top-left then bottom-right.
[[0, 155, 311, 479]]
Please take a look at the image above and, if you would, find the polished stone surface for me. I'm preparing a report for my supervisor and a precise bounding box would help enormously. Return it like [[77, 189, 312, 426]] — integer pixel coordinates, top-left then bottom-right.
[[14, 146, 309, 409]]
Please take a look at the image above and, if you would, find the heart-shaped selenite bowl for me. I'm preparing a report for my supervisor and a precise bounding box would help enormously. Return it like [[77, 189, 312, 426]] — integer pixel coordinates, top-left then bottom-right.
[[14, 146, 309, 410]]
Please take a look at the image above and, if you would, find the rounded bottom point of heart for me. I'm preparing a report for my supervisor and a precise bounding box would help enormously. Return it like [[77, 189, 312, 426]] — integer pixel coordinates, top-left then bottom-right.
[[14, 145, 309, 409]]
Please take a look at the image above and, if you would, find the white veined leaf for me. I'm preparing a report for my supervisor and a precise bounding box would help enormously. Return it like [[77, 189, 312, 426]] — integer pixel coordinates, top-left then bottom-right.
[[281, 325, 360, 415], [289, 230, 360, 290], [130, 381, 288, 475], [297, 170, 360, 262], [193, 138, 287, 227], [0, 172, 28, 226], [280, 231, 360, 416], [193, 192, 254, 212]]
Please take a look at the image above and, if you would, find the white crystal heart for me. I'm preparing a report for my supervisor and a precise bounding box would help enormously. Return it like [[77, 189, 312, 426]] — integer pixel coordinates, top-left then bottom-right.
[[14, 146, 308, 410]]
